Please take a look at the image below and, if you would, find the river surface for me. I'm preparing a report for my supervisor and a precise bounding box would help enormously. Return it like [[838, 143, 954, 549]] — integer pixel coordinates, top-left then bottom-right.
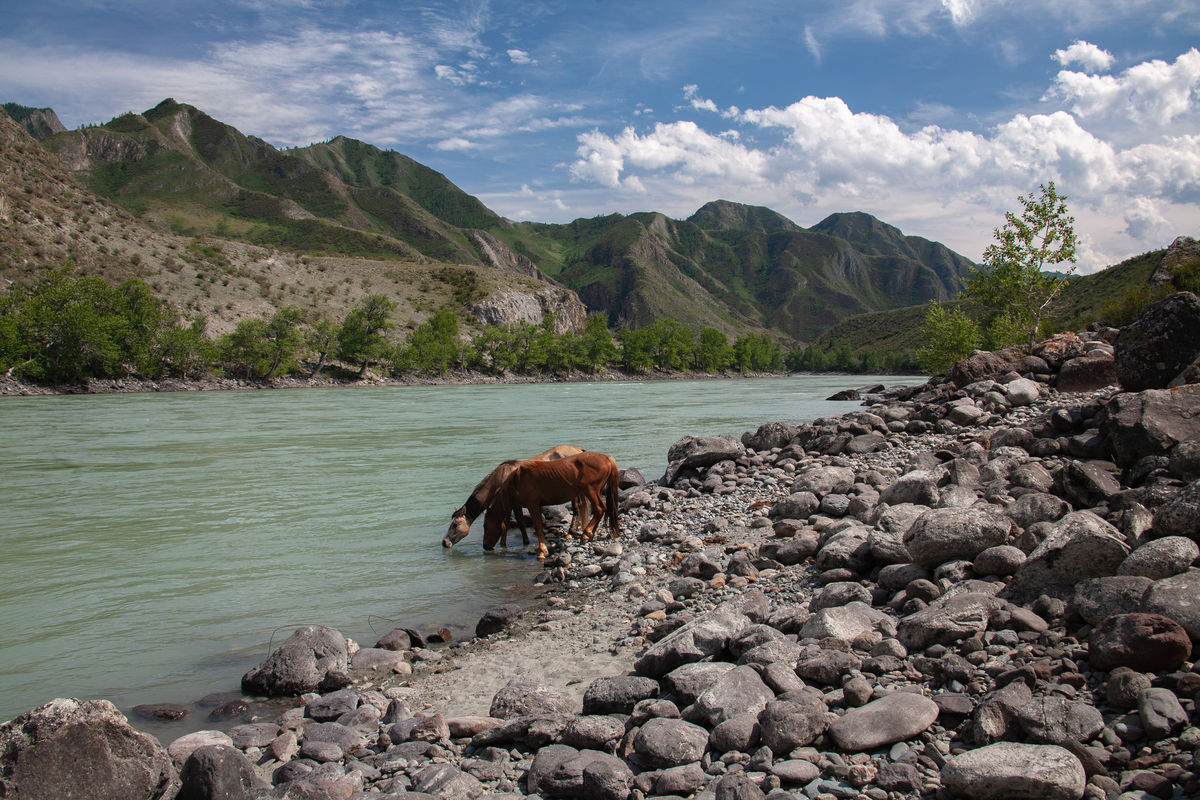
[[0, 375, 922, 726]]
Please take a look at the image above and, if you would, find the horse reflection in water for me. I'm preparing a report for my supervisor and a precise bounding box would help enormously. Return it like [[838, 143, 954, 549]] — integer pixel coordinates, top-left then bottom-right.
[[442, 445, 589, 549], [483, 451, 620, 560]]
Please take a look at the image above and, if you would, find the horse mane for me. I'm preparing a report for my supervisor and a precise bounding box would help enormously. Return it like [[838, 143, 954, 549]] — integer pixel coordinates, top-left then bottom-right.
[[463, 459, 521, 522]]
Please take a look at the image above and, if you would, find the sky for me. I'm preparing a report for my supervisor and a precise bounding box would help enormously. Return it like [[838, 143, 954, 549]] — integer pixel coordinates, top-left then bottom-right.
[[1, 1, 1198, 273]]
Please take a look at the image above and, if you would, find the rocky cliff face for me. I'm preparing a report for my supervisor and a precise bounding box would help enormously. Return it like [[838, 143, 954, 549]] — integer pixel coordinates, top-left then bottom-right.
[[469, 231, 543, 279], [469, 286, 587, 334]]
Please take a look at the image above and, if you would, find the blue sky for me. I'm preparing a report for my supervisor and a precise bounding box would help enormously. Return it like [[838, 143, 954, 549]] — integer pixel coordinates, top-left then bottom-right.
[[2, 1, 1198, 272]]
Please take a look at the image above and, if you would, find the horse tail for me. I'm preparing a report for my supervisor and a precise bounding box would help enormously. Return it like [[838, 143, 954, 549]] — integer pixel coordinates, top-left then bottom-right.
[[605, 460, 619, 536]]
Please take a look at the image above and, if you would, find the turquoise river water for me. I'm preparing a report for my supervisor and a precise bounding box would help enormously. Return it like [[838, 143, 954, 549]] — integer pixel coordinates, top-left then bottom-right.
[[0, 375, 922, 726]]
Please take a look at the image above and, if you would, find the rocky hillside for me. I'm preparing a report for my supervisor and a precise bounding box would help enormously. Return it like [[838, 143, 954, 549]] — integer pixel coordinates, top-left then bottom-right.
[[0, 109, 583, 336], [7, 99, 979, 345]]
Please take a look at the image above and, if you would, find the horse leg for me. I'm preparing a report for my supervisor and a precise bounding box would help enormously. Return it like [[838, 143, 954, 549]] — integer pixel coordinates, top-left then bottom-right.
[[530, 503, 549, 560], [582, 487, 604, 541]]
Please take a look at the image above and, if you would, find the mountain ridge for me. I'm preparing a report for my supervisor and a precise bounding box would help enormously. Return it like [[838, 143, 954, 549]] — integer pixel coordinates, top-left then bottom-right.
[[7, 98, 981, 345]]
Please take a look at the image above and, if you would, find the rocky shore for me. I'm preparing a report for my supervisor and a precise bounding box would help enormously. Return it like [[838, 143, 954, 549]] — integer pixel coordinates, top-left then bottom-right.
[[2, 292, 1199, 800]]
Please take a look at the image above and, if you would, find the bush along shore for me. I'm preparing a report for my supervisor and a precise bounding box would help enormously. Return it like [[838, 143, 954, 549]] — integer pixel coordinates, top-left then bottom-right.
[[2, 291, 1199, 800]]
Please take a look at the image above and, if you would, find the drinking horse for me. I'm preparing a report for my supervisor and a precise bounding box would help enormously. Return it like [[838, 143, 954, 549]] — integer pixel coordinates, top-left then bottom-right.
[[483, 451, 620, 560], [443, 445, 586, 548]]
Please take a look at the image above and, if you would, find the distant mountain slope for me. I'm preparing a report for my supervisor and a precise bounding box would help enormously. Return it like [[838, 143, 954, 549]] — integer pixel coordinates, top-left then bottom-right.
[[524, 201, 973, 341], [9, 98, 982, 345], [3, 103, 66, 139]]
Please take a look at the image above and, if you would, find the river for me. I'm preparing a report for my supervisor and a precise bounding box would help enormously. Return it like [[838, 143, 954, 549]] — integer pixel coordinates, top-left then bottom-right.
[[0, 375, 922, 726]]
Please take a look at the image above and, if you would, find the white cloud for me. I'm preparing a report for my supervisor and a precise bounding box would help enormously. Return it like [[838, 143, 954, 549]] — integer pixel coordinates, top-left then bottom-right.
[[1048, 48, 1200, 125], [803, 25, 822, 64], [569, 48, 1200, 272], [940, 0, 980, 26], [683, 84, 718, 112], [507, 48, 535, 65], [1053, 40, 1115, 73], [434, 62, 479, 86], [434, 137, 475, 151]]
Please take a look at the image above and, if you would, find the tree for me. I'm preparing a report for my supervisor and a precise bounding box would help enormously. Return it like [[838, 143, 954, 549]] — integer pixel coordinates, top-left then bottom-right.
[[306, 317, 339, 378], [400, 307, 461, 375], [337, 294, 396, 376], [579, 313, 618, 372], [261, 307, 304, 378], [965, 181, 1077, 347], [915, 301, 982, 375], [696, 327, 733, 372]]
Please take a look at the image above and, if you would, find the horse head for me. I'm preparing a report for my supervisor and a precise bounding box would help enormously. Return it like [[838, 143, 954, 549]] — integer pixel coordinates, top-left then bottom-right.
[[443, 509, 471, 547]]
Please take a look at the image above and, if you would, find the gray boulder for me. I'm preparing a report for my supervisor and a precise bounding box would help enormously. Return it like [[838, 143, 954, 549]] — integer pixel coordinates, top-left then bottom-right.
[[1017, 695, 1104, 745], [632, 718, 709, 767], [489, 680, 574, 719], [176, 745, 266, 800], [878, 469, 941, 506], [903, 506, 1010, 567], [897, 592, 1005, 650], [1005, 492, 1069, 528], [1057, 354, 1117, 392], [791, 465, 855, 497], [1143, 568, 1200, 638], [1072, 576, 1155, 626], [827, 692, 940, 751], [413, 763, 487, 800], [1003, 512, 1130, 603], [741, 422, 801, 451], [241, 625, 349, 697], [692, 665, 775, 726], [634, 603, 751, 678], [1118, 535, 1199, 579], [1100, 384, 1200, 465], [941, 742, 1086, 800], [1152, 479, 1200, 541], [757, 695, 830, 755], [664, 435, 746, 483], [0, 698, 179, 800], [1114, 291, 1200, 390], [581, 676, 659, 715]]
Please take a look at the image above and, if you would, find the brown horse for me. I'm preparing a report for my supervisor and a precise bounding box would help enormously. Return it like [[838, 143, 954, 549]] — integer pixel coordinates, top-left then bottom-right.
[[483, 451, 620, 560], [443, 445, 585, 548]]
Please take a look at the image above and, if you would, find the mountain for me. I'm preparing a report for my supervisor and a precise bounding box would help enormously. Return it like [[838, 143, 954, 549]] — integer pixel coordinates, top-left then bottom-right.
[[3, 103, 66, 139], [511, 201, 971, 341], [6, 98, 981, 345], [0, 108, 578, 336]]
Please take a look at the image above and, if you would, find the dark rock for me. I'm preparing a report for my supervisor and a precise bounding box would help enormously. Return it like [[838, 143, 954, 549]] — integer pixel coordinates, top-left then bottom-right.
[[757, 695, 829, 755], [241, 625, 349, 697], [712, 773, 767, 800], [562, 716, 626, 752], [794, 649, 862, 685], [951, 348, 1024, 387], [692, 665, 775, 726], [664, 435, 747, 483], [582, 676, 660, 715], [827, 693, 939, 751], [1017, 695, 1104, 745], [1152, 478, 1200, 541], [305, 688, 360, 721], [177, 745, 267, 800], [132, 703, 190, 722], [1059, 460, 1122, 508], [653, 762, 707, 796], [376, 628, 413, 651], [412, 763, 486, 800], [1100, 384, 1200, 466], [632, 718, 709, 768], [1057, 354, 1117, 392], [489, 680, 574, 719], [476, 604, 523, 638], [941, 742, 1086, 800], [0, 698, 180, 800], [1003, 512, 1130, 604], [1142, 568, 1200, 638], [1118, 535, 1199, 579], [826, 389, 860, 401], [1114, 291, 1200, 390], [1073, 575, 1156, 626], [708, 713, 761, 754], [897, 591, 1005, 650], [1090, 612, 1192, 673], [582, 757, 634, 800], [904, 506, 1010, 567]]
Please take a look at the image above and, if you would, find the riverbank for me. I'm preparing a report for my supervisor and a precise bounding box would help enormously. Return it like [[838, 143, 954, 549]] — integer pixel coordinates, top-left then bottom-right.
[[0, 366, 901, 397]]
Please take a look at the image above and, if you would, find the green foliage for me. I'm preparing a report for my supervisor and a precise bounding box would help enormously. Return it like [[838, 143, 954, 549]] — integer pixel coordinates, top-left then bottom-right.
[[579, 313, 618, 372], [915, 301, 983, 375], [696, 327, 733, 372], [337, 294, 396, 375], [965, 181, 1077, 346], [394, 307, 462, 375], [306, 317, 339, 377], [732, 333, 784, 372]]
